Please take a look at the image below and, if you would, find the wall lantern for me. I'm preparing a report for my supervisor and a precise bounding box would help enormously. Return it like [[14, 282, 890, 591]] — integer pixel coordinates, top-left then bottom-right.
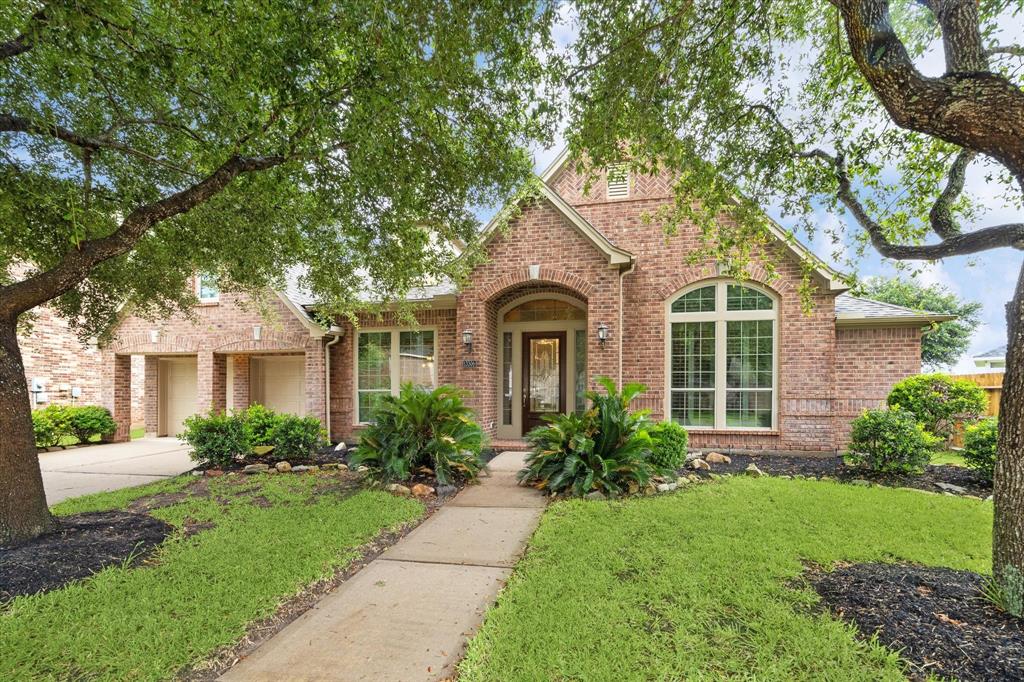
[[462, 329, 474, 352], [253, 325, 262, 341], [597, 322, 610, 344], [149, 329, 160, 344]]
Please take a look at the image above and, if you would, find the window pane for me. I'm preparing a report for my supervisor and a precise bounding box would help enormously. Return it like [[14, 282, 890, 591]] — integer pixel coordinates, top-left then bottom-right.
[[726, 320, 773, 389], [671, 286, 716, 313], [399, 330, 435, 388], [358, 390, 389, 423], [726, 390, 773, 428], [726, 285, 773, 311], [358, 331, 391, 422], [671, 390, 714, 427], [574, 329, 587, 413], [198, 275, 219, 301], [671, 322, 715, 389], [502, 332, 513, 425], [504, 299, 585, 322]]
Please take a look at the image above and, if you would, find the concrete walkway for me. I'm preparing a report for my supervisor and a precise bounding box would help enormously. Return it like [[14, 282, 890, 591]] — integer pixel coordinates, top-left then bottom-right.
[[40, 437, 193, 505], [221, 451, 545, 682]]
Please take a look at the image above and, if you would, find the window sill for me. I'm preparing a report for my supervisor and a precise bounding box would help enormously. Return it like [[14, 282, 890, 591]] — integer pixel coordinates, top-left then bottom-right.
[[197, 300, 220, 306], [686, 428, 780, 436]]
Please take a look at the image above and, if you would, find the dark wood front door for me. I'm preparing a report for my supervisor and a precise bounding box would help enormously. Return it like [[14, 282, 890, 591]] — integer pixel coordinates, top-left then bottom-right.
[[522, 332, 566, 434]]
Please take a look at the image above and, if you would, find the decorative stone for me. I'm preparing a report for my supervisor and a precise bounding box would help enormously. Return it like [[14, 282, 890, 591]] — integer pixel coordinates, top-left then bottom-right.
[[690, 458, 710, 471], [411, 483, 435, 497], [744, 463, 764, 478], [334, 441, 347, 451], [686, 474, 700, 483], [204, 469, 224, 477], [243, 463, 270, 474], [705, 452, 731, 464], [275, 461, 292, 473], [292, 465, 319, 473], [656, 482, 678, 493], [266, 468, 279, 475], [676, 477, 690, 485], [643, 483, 658, 496], [357, 466, 369, 472], [685, 451, 701, 462], [850, 479, 871, 487], [336, 463, 349, 471], [585, 490, 607, 501], [935, 481, 967, 494], [436, 484, 458, 498], [386, 483, 412, 496], [627, 481, 640, 495], [321, 462, 339, 470]]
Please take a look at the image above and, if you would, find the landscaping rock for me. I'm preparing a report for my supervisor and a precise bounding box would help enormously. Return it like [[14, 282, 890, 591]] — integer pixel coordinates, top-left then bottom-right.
[[436, 484, 458, 498], [656, 482, 678, 493], [275, 461, 292, 473], [585, 491, 607, 501], [644, 483, 658, 496], [321, 462, 339, 470], [744, 463, 764, 477], [690, 458, 710, 471], [676, 477, 690, 485], [935, 481, 967, 495], [266, 468, 278, 475], [357, 466, 369, 473], [685, 451, 701, 462], [292, 465, 319, 473], [705, 452, 731, 464], [243, 463, 270, 474], [850, 479, 871, 487], [411, 483, 435, 497], [386, 483, 412, 496], [686, 474, 700, 483], [205, 469, 224, 477], [336, 463, 349, 471], [627, 481, 640, 495], [334, 441, 347, 451]]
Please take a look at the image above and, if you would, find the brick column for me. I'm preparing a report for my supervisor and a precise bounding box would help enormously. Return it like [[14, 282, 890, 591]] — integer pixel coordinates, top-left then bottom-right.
[[304, 340, 326, 424], [109, 354, 132, 442], [232, 355, 250, 410], [144, 355, 159, 435], [197, 351, 227, 414]]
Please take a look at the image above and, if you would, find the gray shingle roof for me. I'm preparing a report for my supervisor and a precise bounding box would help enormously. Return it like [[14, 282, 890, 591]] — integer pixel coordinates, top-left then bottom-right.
[[975, 344, 1007, 359], [834, 293, 953, 323]]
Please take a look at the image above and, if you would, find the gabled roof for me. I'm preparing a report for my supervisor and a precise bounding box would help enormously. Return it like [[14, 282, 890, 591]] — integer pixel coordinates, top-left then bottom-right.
[[538, 147, 848, 291], [834, 293, 955, 327], [975, 344, 1007, 359]]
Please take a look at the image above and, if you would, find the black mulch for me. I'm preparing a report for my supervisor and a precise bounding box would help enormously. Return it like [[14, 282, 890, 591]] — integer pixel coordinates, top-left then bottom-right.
[[0, 511, 173, 599], [808, 563, 1023, 681], [681, 452, 991, 497]]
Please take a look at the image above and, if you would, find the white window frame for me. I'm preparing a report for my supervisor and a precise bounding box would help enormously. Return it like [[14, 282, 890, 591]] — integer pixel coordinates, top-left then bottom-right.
[[196, 274, 219, 303], [664, 279, 778, 431], [353, 327, 438, 424]]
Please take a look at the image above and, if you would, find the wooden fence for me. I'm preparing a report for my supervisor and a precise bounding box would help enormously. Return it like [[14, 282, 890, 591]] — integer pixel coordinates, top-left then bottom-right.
[[957, 372, 1004, 417]]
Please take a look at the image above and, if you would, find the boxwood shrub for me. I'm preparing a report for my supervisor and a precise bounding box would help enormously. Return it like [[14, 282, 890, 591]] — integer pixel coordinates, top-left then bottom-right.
[[180, 411, 251, 467], [32, 405, 115, 448], [646, 420, 689, 470], [962, 417, 998, 482], [886, 373, 988, 441], [847, 407, 939, 474]]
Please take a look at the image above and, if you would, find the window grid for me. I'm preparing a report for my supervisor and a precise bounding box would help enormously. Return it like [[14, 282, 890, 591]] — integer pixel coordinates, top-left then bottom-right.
[[356, 329, 438, 423], [357, 332, 391, 423], [399, 330, 435, 388], [502, 332, 513, 424], [671, 285, 715, 313], [574, 329, 587, 413]]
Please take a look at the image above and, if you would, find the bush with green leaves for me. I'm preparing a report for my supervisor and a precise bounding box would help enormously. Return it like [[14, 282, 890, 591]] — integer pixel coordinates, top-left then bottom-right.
[[243, 403, 283, 446], [519, 377, 659, 497], [180, 411, 251, 467], [846, 408, 940, 474], [67, 405, 117, 443], [350, 384, 484, 484], [886, 373, 988, 441], [962, 418, 998, 482], [646, 420, 689, 470], [269, 415, 327, 461], [31, 405, 75, 448]]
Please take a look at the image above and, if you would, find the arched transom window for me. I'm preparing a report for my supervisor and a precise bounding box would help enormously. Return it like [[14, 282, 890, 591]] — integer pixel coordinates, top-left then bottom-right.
[[667, 281, 777, 429]]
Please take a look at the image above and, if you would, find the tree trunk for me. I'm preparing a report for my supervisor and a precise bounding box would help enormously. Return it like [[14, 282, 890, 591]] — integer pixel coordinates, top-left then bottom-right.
[[0, 314, 56, 545], [993, 260, 1024, 617]]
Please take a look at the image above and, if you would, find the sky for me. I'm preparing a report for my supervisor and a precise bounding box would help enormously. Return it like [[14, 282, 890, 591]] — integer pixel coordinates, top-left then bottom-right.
[[518, 7, 1022, 375]]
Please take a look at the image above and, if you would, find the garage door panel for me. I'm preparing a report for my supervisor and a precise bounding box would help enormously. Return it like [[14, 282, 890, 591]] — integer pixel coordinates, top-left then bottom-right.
[[252, 356, 305, 416], [162, 357, 198, 437]]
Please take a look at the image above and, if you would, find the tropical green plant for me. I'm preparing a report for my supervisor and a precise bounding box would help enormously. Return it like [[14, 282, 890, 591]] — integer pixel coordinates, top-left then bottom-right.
[[243, 404, 284, 447], [350, 384, 485, 484], [646, 421, 689, 470], [887, 374, 988, 441], [270, 415, 327, 461], [67, 405, 117, 443], [519, 377, 657, 497], [847, 408, 940, 475], [963, 418, 998, 483], [180, 411, 251, 468]]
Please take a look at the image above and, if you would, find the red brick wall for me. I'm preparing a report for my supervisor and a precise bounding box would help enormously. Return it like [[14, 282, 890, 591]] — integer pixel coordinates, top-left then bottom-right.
[[18, 304, 104, 409], [833, 326, 922, 447]]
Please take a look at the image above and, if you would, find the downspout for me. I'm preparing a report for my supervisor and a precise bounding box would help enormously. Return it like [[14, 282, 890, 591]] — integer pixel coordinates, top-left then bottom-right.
[[323, 326, 343, 443], [618, 260, 637, 386]]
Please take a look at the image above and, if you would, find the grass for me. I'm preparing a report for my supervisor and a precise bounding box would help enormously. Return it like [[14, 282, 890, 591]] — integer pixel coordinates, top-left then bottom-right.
[[459, 476, 992, 681], [55, 425, 146, 447], [3, 473, 423, 680], [931, 449, 967, 467]]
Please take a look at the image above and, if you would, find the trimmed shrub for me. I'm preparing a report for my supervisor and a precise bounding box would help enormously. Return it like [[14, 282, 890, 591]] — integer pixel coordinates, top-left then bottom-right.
[[68, 405, 116, 443], [647, 420, 689, 470], [180, 411, 251, 467], [269, 415, 327, 460], [962, 417, 998, 482], [351, 384, 484, 484], [244, 403, 283, 446], [519, 377, 657, 497], [32, 405, 74, 448], [847, 407, 939, 474], [887, 373, 988, 440]]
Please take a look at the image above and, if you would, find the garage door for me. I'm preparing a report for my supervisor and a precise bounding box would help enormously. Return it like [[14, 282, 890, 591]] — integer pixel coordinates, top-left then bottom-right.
[[161, 357, 198, 437], [251, 356, 305, 415]]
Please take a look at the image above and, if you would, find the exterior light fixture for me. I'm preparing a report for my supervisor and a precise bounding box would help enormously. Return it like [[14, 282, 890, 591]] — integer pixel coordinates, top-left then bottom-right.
[[149, 330, 160, 344], [253, 325, 262, 341], [597, 323, 610, 344], [462, 329, 474, 352]]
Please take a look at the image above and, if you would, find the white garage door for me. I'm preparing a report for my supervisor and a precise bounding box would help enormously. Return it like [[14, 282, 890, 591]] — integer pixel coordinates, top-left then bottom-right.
[[161, 357, 198, 437], [251, 356, 306, 416]]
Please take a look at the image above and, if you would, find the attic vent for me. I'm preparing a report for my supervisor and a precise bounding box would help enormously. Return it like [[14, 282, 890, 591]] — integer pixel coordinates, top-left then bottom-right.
[[606, 163, 629, 198]]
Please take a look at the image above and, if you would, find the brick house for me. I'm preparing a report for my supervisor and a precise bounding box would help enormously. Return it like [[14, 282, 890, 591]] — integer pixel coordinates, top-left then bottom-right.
[[102, 152, 949, 453]]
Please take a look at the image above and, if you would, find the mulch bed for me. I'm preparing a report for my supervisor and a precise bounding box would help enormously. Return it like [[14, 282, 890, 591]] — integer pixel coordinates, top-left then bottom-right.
[[807, 562, 1023, 681], [682, 452, 992, 497], [0, 511, 173, 600]]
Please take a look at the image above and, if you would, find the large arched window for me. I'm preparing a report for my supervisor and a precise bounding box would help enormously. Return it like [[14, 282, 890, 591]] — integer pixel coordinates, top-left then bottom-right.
[[667, 281, 777, 429]]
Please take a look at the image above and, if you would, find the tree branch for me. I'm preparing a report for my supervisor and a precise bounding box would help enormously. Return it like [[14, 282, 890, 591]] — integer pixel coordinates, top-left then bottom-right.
[[986, 44, 1024, 58], [918, 0, 988, 72], [0, 6, 49, 60], [930, 148, 974, 239]]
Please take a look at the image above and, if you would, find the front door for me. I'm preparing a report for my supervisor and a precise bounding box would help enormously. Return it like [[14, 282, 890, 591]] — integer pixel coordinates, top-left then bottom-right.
[[522, 332, 566, 433]]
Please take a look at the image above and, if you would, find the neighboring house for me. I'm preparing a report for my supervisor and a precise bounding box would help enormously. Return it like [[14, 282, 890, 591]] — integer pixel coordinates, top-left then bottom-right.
[[101, 152, 950, 453], [973, 344, 1007, 370]]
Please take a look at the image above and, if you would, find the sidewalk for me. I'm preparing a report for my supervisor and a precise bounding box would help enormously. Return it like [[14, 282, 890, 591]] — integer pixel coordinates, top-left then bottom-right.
[[220, 451, 545, 681]]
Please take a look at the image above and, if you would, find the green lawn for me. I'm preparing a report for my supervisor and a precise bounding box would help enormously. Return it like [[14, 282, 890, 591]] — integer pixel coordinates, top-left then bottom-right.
[[3, 473, 423, 680], [459, 477, 992, 681], [56, 425, 146, 447], [931, 449, 967, 467]]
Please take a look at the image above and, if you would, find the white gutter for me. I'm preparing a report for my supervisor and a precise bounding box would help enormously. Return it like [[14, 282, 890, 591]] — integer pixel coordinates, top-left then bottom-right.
[[618, 261, 637, 386], [323, 325, 343, 441]]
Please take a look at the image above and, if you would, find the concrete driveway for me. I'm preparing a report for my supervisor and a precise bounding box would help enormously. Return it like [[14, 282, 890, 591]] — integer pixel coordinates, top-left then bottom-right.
[[39, 438, 194, 505]]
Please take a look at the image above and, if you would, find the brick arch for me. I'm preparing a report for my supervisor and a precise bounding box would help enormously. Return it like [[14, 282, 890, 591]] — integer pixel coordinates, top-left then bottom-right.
[[479, 266, 593, 302], [106, 332, 200, 354], [656, 264, 791, 301], [210, 329, 308, 352]]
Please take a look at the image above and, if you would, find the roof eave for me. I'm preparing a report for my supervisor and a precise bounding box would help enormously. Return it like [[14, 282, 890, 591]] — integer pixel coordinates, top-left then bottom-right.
[[835, 313, 956, 328]]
